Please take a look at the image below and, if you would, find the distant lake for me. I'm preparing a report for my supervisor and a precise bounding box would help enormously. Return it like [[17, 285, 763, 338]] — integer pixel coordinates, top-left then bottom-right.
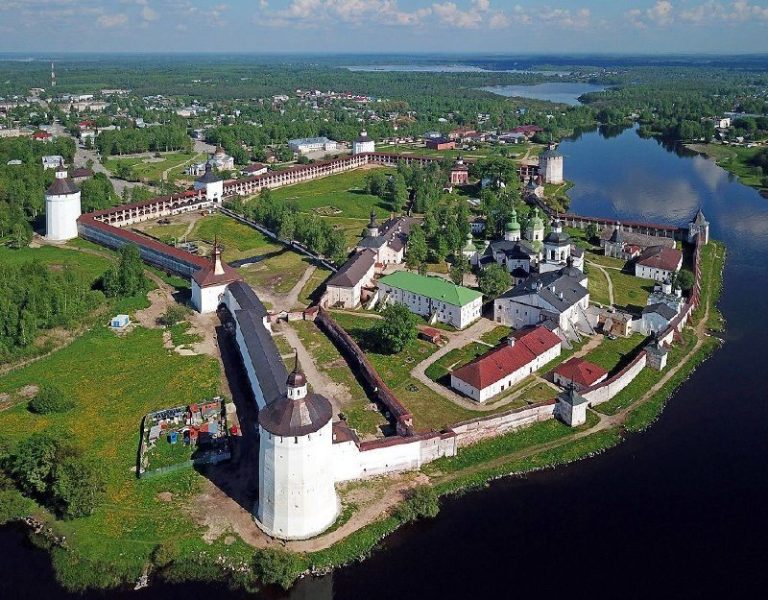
[[344, 65, 570, 75], [481, 82, 606, 105]]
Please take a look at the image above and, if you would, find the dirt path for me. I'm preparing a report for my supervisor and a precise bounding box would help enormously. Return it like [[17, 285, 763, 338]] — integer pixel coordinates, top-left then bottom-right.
[[248, 265, 317, 313], [279, 322, 352, 414], [588, 260, 615, 305]]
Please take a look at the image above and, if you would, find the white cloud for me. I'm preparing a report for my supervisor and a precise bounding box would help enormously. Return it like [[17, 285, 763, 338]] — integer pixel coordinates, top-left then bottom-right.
[[98, 13, 128, 28], [539, 6, 591, 29], [142, 5, 158, 21], [432, 2, 483, 29]]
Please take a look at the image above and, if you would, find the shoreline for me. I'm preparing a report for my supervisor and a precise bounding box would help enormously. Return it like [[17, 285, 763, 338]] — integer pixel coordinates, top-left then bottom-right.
[[3, 240, 726, 593]]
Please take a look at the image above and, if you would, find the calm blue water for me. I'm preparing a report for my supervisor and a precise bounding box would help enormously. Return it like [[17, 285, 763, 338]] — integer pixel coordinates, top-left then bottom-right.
[[481, 82, 606, 105], [344, 65, 569, 75], [4, 126, 768, 599]]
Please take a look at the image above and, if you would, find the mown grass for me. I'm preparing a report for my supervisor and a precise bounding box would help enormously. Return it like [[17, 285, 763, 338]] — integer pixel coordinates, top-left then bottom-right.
[[0, 244, 111, 283], [610, 270, 653, 309], [296, 266, 332, 308], [583, 333, 646, 373], [190, 214, 280, 260], [0, 324, 221, 583], [289, 320, 387, 437], [587, 267, 612, 306], [103, 151, 197, 183], [267, 168, 394, 220], [424, 342, 489, 382], [239, 250, 313, 295], [480, 325, 510, 346]]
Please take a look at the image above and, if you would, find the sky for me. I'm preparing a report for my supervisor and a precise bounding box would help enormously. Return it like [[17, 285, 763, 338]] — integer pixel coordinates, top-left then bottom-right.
[[1, 0, 768, 54]]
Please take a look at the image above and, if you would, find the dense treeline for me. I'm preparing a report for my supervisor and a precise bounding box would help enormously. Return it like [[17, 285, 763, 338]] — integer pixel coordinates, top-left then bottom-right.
[[96, 124, 192, 156], [0, 261, 103, 360], [233, 190, 348, 264]]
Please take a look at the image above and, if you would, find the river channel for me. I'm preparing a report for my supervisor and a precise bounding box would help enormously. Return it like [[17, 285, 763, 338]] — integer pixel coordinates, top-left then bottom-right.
[[3, 125, 767, 599]]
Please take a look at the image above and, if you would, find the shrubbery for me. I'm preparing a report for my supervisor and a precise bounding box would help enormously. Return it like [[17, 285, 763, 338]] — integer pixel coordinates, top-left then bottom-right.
[[252, 547, 304, 589], [28, 383, 76, 414], [373, 304, 418, 354], [394, 485, 440, 523]]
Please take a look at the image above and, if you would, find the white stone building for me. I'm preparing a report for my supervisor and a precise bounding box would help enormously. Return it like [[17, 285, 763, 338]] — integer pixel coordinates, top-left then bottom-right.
[[352, 131, 375, 155], [538, 143, 564, 184], [256, 358, 339, 540], [634, 246, 683, 282], [288, 137, 337, 154], [191, 243, 243, 313], [450, 326, 562, 403], [193, 163, 224, 203], [324, 249, 377, 309], [494, 267, 590, 338], [45, 167, 81, 241], [377, 271, 483, 330], [556, 386, 588, 427]]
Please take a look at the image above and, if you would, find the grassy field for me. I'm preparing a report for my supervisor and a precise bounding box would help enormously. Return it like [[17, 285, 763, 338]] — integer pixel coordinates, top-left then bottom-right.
[[0, 244, 112, 283], [288, 320, 387, 437], [239, 250, 314, 295], [103, 151, 198, 183], [587, 266, 612, 306], [140, 222, 191, 244], [267, 168, 395, 221], [584, 333, 646, 373], [296, 267, 332, 308], [0, 324, 223, 581], [611, 271, 653, 309], [425, 342, 490, 383], [687, 143, 766, 189]]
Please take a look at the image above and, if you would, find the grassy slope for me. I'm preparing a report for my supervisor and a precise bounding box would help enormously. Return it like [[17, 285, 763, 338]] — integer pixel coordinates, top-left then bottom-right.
[[0, 324, 223, 580], [687, 143, 766, 190]]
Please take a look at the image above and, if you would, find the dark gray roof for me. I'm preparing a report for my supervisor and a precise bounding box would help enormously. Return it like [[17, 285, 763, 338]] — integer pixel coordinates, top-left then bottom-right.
[[258, 392, 333, 437], [327, 249, 376, 288], [500, 268, 588, 313], [609, 225, 624, 244], [197, 163, 221, 184], [228, 280, 267, 316], [692, 208, 708, 225], [234, 308, 287, 405], [46, 177, 79, 195], [642, 303, 677, 320], [357, 236, 387, 250], [487, 239, 538, 260], [570, 246, 584, 258], [541, 146, 563, 159], [559, 386, 587, 406], [544, 229, 570, 246]]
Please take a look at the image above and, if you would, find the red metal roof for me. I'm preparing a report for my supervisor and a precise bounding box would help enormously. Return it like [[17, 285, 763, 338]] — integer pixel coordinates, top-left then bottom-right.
[[553, 357, 608, 387], [636, 246, 683, 272], [452, 326, 561, 390]]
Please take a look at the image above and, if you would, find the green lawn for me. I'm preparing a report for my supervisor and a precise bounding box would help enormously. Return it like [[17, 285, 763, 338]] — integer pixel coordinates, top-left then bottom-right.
[[103, 151, 197, 183], [238, 250, 313, 295], [0, 324, 223, 580], [587, 266, 612, 306], [585, 250, 626, 270], [190, 214, 281, 261], [296, 267, 332, 308], [480, 325, 511, 346], [425, 342, 489, 383], [140, 222, 191, 245], [687, 143, 766, 189], [289, 320, 387, 437], [267, 168, 395, 220], [610, 271, 653, 309], [0, 245, 112, 283], [583, 333, 647, 373]]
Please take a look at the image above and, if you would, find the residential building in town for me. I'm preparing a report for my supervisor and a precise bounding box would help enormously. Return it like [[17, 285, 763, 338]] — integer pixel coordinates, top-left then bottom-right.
[[450, 326, 562, 402], [377, 271, 483, 330]]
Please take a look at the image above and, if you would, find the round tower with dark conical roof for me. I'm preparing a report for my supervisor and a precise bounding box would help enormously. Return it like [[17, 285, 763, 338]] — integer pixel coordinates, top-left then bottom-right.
[[256, 351, 339, 540], [45, 166, 81, 241]]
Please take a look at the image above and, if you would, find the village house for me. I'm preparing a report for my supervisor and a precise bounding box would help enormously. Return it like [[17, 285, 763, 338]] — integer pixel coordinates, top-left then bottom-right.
[[377, 271, 483, 330], [324, 249, 377, 309], [553, 357, 608, 391], [240, 163, 268, 177], [634, 245, 683, 281], [425, 137, 455, 151], [42, 155, 64, 170], [450, 326, 562, 403]]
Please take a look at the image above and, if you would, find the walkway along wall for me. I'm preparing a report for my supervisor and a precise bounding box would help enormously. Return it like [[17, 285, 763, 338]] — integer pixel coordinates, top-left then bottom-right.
[[315, 308, 414, 436]]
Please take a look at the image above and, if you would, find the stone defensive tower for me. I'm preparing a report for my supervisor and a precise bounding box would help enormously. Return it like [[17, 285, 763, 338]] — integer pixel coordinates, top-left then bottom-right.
[[45, 166, 81, 241]]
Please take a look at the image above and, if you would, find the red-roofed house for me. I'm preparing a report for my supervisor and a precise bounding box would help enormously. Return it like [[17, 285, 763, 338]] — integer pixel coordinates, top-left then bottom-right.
[[553, 357, 608, 391], [634, 246, 683, 281], [450, 326, 562, 402]]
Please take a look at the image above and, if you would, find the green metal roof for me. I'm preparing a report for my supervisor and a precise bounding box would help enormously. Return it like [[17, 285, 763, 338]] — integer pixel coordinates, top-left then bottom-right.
[[379, 271, 482, 307]]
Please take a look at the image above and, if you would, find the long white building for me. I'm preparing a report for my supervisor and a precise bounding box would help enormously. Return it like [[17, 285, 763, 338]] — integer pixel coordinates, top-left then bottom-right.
[[377, 271, 483, 330]]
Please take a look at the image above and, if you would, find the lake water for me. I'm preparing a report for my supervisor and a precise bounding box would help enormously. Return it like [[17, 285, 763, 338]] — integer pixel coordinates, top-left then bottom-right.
[[344, 65, 570, 75], [481, 82, 606, 106], [4, 126, 768, 598]]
